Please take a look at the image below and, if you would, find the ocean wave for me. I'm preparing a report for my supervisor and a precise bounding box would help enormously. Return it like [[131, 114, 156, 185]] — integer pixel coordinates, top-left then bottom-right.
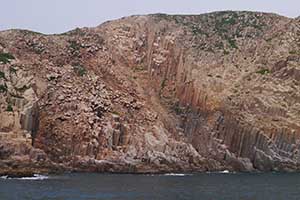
[[0, 174, 49, 180], [0, 175, 8, 179], [163, 173, 191, 176], [206, 170, 236, 174], [220, 170, 230, 174], [145, 173, 192, 177]]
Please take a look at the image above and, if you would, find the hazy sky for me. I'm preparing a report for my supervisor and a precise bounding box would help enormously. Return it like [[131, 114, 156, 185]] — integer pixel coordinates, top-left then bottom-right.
[[1, 0, 299, 34]]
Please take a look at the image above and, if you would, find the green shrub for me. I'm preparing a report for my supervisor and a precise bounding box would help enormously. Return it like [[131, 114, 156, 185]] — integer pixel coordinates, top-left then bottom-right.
[[0, 71, 5, 79], [227, 38, 238, 49], [191, 27, 208, 36], [215, 41, 224, 50], [221, 17, 236, 26], [173, 103, 184, 115], [289, 50, 300, 55], [0, 84, 7, 93], [73, 65, 86, 76], [0, 53, 15, 64], [256, 69, 270, 75], [153, 13, 170, 22], [111, 110, 120, 115], [6, 104, 13, 112], [69, 40, 80, 51], [252, 24, 262, 30], [223, 50, 230, 55], [19, 30, 44, 35], [161, 78, 167, 89], [134, 65, 146, 72]]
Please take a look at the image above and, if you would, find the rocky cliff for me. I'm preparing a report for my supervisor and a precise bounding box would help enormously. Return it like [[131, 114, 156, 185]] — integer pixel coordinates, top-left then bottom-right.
[[0, 11, 299, 175]]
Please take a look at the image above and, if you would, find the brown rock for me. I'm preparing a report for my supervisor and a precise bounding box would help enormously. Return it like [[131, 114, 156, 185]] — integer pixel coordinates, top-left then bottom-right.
[[0, 11, 299, 174]]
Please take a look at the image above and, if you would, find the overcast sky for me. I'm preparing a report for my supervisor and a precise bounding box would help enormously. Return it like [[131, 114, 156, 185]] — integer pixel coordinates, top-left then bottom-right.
[[1, 0, 299, 34]]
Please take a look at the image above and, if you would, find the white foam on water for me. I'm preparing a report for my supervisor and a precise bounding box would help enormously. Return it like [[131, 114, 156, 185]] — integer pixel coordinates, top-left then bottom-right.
[[206, 170, 235, 174], [220, 170, 230, 174], [163, 173, 191, 176], [17, 174, 49, 180], [0, 174, 49, 180], [145, 173, 192, 177]]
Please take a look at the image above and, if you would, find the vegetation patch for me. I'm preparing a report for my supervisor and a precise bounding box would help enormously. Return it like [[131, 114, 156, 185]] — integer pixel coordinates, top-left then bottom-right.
[[172, 102, 185, 115], [256, 69, 270, 75], [289, 50, 300, 55], [134, 65, 146, 72], [214, 41, 224, 50], [6, 104, 13, 112], [65, 28, 86, 36], [220, 14, 237, 26], [227, 38, 238, 49], [152, 13, 171, 22], [0, 53, 15, 64], [214, 12, 238, 32], [0, 84, 7, 93], [223, 50, 230, 55], [73, 65, 86, 76], [191, 26, 209, 36], [19, 30, 44, 36], [248, 17, 265, 31], [160, 78, 167, 89], [238, 14, 266, 33], [0, 71, 5, 79], [69, 40, 81, 51], [111, 110, 120, 116]]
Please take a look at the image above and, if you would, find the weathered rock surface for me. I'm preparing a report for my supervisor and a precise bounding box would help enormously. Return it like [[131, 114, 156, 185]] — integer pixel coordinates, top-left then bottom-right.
[[0, 11, 299, 175]]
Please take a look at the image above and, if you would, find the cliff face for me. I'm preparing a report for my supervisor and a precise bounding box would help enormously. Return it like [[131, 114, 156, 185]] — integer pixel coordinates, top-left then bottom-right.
[[0, 11, 299, 175]]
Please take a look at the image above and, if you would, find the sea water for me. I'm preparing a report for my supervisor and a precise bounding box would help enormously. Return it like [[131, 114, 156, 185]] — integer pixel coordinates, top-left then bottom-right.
[[0, 172, 300, 200]]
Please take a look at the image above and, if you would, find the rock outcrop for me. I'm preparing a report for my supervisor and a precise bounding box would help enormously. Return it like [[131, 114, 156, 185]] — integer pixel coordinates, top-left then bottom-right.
[[0, 11, 299, 175]]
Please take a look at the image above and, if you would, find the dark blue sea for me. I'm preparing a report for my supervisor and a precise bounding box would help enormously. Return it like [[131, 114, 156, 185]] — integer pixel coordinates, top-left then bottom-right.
[[1, 172, 300, 200]]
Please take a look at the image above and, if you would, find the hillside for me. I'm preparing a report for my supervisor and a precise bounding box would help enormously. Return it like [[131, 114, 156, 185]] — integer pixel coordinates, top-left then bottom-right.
[[0, 11, 299, 176]]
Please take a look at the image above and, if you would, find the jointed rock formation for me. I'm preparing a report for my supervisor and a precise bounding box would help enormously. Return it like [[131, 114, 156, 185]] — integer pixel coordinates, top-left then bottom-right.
[[0, 11, 299, 175]]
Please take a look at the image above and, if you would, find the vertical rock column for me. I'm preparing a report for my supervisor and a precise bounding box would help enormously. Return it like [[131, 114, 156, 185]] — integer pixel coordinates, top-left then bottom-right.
[[20, 102, 39, 140]]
